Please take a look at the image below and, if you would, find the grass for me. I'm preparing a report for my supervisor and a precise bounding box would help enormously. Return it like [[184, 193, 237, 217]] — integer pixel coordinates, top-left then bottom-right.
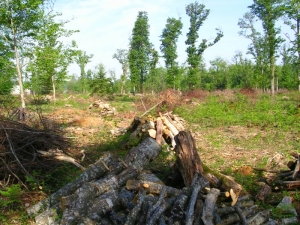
[[175, 92, 300, 131]]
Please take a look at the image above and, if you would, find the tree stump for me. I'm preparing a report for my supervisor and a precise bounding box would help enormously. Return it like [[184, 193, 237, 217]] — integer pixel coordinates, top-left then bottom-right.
[[174, 131, 204, 187]]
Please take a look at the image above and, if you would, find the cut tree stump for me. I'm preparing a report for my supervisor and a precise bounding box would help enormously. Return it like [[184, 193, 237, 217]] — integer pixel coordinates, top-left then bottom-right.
[[174, 131, 205, 187]]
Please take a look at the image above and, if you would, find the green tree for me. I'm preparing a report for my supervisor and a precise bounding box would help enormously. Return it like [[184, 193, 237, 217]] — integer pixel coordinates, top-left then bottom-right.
[[27, 13, 77, 101], [0, 0, 47, 110], [249, 0, 284, 95], [280, 44, 298, 89], [74, 50, 93, 93], [209, 57, 228, 90], [281, 0, 300, 91], [229, 51, 255, 88], [238, 12, 269, 90], [0, 37, 14, 94], [160, 17, 183, 89], [90, 63, 112, 95], [128, 11, 152, 93], [185, 2, 223, 89], [113, 49, 129, 94]]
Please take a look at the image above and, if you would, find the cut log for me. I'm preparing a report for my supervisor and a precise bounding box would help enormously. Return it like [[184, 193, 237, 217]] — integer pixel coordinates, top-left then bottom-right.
[[255, 182, 271, 202], [125, 189, 146, 225], [202, 164, 243, 205], [292, 156, 300, 179], [160, 114, 179, 136], [247, 209, 271, 225], [174, 131, 204, 187], [156, 117, 163, 145], [282, 180, 300, 190], [27, 152, 121, 215], [126, 179, 181, 196], [125, 137, 162, 169], [186, 176, 210, 225], [87, 190, 119, 221], [193, 199, 204, 225], [146, 197, 176, 225], [220, 205, 259, 225], [201, 188, 221, 225]]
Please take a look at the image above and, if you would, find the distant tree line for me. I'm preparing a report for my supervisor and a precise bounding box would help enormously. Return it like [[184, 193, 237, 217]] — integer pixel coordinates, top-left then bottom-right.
[[1, 0, 300, 110]]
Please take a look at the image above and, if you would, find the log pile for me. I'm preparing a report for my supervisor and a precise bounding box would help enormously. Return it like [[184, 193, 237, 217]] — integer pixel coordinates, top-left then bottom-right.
[[26, 113, 299, 224], [88, 100, 117, 116]]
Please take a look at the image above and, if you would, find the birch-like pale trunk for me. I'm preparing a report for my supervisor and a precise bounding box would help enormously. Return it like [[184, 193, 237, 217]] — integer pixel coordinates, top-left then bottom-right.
[[11, 17, 25, 108], [52, 75, 56, 103]]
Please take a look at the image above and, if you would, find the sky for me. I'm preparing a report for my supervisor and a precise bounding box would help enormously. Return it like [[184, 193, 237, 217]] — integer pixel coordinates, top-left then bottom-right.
[[53, 0, 260, 78]]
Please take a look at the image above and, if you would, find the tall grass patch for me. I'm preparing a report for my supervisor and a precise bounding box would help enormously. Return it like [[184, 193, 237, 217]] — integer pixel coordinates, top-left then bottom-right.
[[175, 92, 300, 131]]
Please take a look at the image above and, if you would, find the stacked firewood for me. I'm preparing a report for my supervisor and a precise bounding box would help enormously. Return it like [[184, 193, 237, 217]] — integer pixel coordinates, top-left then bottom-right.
[[88, 100, 117, 116], [26, 113, 299, 225]]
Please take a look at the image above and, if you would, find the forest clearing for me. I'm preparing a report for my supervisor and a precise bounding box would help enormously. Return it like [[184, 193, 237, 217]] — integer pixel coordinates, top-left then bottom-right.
[[0, 89, 299, 224], [1, 0, 300, 224]]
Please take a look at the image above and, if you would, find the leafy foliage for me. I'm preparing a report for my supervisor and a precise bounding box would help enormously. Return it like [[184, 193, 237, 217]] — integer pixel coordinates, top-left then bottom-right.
[[160, 17, 183, 89], [185, 2, 223, 89], [0, 184, 22, 209], [128, 11, 152, 93]]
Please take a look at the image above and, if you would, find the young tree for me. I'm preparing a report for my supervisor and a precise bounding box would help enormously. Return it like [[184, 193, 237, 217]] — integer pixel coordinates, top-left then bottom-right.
[[209, 57, 228, 90], [27, 13, 77, 101], [128, 11, 152, 93], [90, 63, 112, 95], [0, 0, 47, 110], [160, 17, 183, 89], [74, 50, 93, 93], [0, 36, 14, 94], [238, 12, 269, 90], [185, 2, 223, 89], [249, 0, 284, 95], [113, 49, 129, 94], [281, 0, 300, 91]]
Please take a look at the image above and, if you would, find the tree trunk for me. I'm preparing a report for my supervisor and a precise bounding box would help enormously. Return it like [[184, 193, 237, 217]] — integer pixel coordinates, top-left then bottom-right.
[[52, 75, 56, 103], [174, 131, 204, 187], [11, 17, 25, 109], [270, 55, 275, 96]]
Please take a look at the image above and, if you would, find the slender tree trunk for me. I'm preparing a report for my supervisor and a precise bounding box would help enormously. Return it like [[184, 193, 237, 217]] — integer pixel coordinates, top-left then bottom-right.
[[11, 17, 25, 108], [297, 18, 300, 92], [270, 55, 275, 96], [52, 75, 56, 103]]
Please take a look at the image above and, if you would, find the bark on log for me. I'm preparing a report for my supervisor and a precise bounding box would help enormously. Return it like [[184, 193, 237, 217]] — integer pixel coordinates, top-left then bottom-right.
[[126, 179, 181, 196], [125, 137, 161, 169], [137, 170, 164, 185], [125, 189, 146, 225], [186, 176, 210, 225], [156, 117, 163, 145], [255, 182, 271, 202], [202, 164, 243, 205], [174, 131, 204, 187], [160, 114, 179, 136], [247, 209, 270, 225], [27, 152, 119, 215], [193, 199, 204, 225], [201, 188, 221, 225], [282, 180, 300, 190], [292, 156, 299, 179], [146, 197, 176, 225], [220, 205, 259, 225], [87, 190, 119, 221]]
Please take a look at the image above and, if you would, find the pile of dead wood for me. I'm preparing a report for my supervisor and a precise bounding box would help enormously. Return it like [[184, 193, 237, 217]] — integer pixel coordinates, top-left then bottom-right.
[[0, 116, 69, 184], [26, 112, 299, 225], [88, 100, 117, 116]]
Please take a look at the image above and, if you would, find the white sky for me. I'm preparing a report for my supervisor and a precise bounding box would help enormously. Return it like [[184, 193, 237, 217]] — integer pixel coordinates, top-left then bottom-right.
[[53, 0, 276, 78]]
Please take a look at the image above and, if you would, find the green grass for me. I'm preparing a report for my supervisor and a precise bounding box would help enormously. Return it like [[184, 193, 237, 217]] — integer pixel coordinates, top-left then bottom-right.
[[175, 92, 300, 131]]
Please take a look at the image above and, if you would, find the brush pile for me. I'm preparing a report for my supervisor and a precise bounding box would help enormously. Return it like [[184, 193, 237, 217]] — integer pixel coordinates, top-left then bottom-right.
[[0, 115, 69, 183], [88, 100, 117, 116], [26, 112, 299, 225]]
